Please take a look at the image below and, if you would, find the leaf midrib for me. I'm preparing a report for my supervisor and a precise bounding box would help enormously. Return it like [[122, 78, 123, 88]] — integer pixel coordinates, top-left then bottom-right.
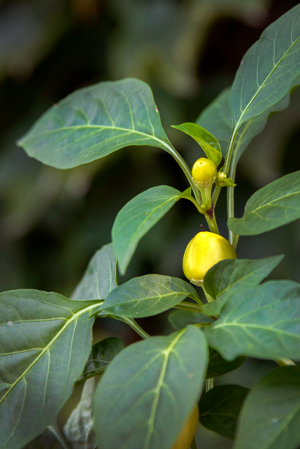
[[21, 124, 171, 152], [105, 290, 187, 312], [0, 302, 100, 404], [248, 190, 300, 214], [143, 329, 186, 449], [212, 321, 300, 339], [235, 33, 300, 129], [214, 258, 281, 299]]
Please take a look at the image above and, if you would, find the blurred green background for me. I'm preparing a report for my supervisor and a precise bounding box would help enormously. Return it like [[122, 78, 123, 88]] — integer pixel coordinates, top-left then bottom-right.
[[1, 1, 300, 447]]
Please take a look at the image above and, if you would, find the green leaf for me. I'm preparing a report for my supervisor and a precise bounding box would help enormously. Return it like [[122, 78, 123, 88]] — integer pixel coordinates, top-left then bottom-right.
[[205, 280, 300, 361], [77, 337, 124, 383], [196, 88, 231, 158], [229, 93, 292, 171], [202, 255, 283, 319], [17, 79, 173, 169], [228, 171, 300, 235], [201, 299, 224, 317], [196, 88, 293, 172], [230, 5, 300, 129], [168, 310, 212, 330], [204, 255, 284, 302], [101, 274, 199, 318], [0, 289, 101, 449], [112, 186, 188, 275], [234, 366, 300, 449], [206, 349, 246, 379], [172, 123, 222, 166], [63, 378, 97, 449], [199, 385, 249, 440], [94, 326, 208, 449], [72, 243, 117, 301]]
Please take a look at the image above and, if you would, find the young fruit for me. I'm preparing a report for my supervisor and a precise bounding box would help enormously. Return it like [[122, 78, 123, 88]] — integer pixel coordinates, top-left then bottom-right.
[[171, 406, 199, 449], [182, 231, 237, 286], [192, 158, 217, 187], [192, 158, 217, 211]]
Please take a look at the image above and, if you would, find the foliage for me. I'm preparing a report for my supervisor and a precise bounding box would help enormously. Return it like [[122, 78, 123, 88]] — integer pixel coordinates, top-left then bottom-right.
[[1, 4, 300, 449]]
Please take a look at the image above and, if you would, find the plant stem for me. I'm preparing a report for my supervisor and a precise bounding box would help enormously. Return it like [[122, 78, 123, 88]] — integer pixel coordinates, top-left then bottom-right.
[[116, 317, 150, 339], [184, 195, 219, 234], [200, 284, 214, 303], [206, 378, 214, 392], [275, 357, 296, 367], [204, 211, 219, 234], [224, 163, 236, 244], [232, 233, 240, 250], [184, 195, 205, 215], [163, 141, 201, 203], [174, 301, 204, 313]]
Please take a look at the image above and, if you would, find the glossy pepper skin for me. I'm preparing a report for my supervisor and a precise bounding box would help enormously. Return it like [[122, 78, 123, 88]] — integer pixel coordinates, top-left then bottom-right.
[[171, 406, 199, 449], [183, 232, 237, 286], [191, 158, 217, 186]]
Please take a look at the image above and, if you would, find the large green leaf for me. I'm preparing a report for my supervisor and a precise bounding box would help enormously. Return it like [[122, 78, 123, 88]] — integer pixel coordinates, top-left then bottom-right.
[[72, 243, 117, 301], [101, 274, 199, 318], [196, 87, 293, 171], [0, 289, 101, 449], [228, 171, 300, 235], [205, 280, 300, 361], [112, 186, 188, 275], [17, 79, 173, 169], [230, 5, 300, 129], [172, 123, 222, 166], [77, 337, 124, 383], [94, 326, 208, 449], [229, 93, 292, 171], [234, 366, 300, 449], [203, 255, 284, 302], [199, 385, 249, 439]]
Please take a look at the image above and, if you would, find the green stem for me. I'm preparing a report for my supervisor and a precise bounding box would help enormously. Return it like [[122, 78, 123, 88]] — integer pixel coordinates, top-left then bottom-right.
[[194, 322, 213, 328], [174, 301, 204, 313], [206, 378, 214, 392], [204, 211, 219, 234], [163, 141, 201, 203], [193, 296, 204, 307], [184, 196, 219, 234], [184, 195, 205, 215], [213, 126, 238, 210], [227, 166, 237, 245], [116, 317, 150, 339], [232, 233, 240, 250], [275, 357, 296, 367], [200, 283, 214, 303]]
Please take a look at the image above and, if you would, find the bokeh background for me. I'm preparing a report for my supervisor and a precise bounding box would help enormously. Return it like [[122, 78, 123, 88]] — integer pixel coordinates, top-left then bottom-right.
[[1, 0, 300, 447]]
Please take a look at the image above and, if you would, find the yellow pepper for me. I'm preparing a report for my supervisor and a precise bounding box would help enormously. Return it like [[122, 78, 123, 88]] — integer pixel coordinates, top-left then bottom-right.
[[171, 406, 199, 449], [192, 158, 217, 187], [183, 232, 237, 286]]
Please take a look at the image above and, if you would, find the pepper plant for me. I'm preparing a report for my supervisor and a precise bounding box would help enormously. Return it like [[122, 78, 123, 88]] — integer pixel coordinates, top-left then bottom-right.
[[2, 5, 300, 449]]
